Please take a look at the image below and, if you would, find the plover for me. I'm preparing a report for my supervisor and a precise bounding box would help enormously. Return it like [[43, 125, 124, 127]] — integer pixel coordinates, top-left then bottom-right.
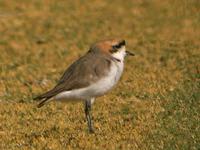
[[34, 39, 134, 133]]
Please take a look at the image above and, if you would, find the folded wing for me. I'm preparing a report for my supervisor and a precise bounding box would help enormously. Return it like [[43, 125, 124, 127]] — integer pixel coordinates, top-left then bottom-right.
[[34, 52, 111, 101]]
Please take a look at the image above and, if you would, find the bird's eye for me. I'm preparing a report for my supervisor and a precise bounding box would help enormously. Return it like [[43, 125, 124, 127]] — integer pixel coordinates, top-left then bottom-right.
[[112, 44, 121, 49], [110, 45, 119, 53], [112, 40, 126, 50], [110, 40, 126, 53]]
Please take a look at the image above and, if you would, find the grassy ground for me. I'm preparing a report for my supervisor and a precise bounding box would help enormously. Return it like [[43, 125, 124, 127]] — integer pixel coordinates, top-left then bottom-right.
[[0, 0, 199, 149]]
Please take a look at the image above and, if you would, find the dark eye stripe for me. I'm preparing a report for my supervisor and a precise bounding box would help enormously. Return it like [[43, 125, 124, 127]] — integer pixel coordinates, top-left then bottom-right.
[[109, 48, 118, 53], [110, 40, 126, 53], [112, 44, 121, 49], [112, 40, 126, 49]]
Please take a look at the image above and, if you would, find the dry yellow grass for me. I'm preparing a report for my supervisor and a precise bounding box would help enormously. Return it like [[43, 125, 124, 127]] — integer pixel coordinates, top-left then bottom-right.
[[0, 0, 199, 149]]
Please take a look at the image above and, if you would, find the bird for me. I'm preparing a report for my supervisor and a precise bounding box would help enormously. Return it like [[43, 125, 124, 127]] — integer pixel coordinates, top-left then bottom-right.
[[34, 39, 134, 133]]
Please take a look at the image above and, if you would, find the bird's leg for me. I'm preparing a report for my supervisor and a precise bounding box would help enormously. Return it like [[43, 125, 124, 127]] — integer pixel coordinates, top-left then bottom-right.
[[84, 99, 94, 133]]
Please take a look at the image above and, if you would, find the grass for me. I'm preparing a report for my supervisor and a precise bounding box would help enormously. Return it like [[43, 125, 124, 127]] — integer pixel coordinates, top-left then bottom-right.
[[0, 0, 199, 149]]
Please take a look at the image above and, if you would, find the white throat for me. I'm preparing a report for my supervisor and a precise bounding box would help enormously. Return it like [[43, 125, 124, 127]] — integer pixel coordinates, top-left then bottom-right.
[[111, 47, 126, 62]]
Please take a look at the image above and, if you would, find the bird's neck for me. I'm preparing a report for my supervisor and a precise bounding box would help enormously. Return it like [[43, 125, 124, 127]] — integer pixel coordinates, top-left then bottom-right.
[[111, 50, 126, 62]]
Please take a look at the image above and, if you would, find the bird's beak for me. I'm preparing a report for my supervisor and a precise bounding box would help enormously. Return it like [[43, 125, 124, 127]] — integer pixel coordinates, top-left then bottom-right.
[[126, 50, 135, 56]]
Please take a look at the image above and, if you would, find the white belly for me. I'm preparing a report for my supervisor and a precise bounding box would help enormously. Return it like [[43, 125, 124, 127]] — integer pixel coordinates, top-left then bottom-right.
[[54, 61, 124, 101]]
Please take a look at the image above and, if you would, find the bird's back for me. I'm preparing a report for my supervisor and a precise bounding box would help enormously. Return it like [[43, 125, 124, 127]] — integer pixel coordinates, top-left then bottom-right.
[[34, 52, 113, 101]]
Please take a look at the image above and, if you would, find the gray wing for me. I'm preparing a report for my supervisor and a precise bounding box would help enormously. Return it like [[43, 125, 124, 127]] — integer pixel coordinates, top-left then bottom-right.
[[34, 52, 111, 100]]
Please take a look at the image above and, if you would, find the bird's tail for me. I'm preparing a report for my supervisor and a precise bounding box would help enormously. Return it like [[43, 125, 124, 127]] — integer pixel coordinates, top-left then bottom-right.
[[34, 94, 53, 108], [33, 86, 62, 108], [37, 98, 53, 108]]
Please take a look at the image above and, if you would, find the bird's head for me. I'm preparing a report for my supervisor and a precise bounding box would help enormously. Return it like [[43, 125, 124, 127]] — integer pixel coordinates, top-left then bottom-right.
[[89, 39, 134, 61]]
